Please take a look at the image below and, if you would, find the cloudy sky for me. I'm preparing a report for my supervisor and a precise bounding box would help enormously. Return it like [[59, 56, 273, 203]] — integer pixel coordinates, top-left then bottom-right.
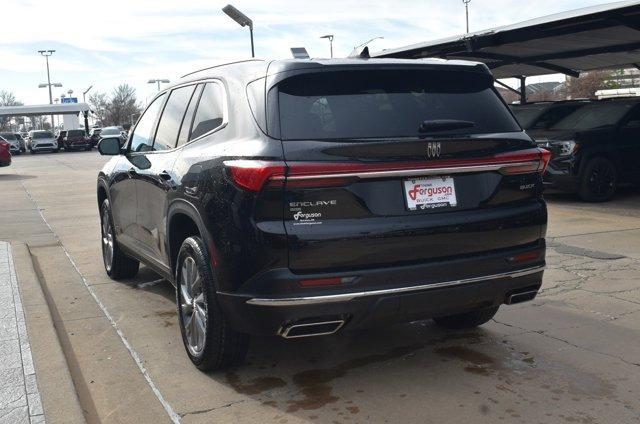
[[1, 0, 614, 105]]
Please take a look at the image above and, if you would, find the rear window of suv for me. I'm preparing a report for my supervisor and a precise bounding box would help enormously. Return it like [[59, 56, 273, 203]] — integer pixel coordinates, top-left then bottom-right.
[[277, 69, 520, 140], [67, 130, 85, 137]]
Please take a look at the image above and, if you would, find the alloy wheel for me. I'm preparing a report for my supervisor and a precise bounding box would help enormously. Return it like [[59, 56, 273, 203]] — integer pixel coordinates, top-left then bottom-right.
[[101, 208, 114, 271], [588, 162, 615, 198], [179, 257, 208, 356]]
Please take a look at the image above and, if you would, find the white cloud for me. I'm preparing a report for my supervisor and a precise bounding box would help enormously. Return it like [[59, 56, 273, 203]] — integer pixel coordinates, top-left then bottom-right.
[[1, 0, 612, 104]]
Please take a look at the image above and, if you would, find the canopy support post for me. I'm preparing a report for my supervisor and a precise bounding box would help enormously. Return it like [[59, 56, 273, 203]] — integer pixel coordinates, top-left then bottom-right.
[[519, 76, 527, 104], [83, 111, 89, 135]]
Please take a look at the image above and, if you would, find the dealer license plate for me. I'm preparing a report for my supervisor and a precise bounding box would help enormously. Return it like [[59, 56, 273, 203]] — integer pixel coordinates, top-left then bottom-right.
[[403, 176, 457, 211]]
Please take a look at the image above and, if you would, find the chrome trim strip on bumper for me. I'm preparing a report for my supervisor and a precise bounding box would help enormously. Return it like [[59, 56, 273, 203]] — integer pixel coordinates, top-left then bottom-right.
[[244, 265, 545, 307], [273, 161, 540, 181]]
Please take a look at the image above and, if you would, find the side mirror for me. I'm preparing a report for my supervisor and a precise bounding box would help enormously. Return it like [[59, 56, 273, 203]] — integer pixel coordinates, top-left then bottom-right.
[[98, 137, 122, 155]]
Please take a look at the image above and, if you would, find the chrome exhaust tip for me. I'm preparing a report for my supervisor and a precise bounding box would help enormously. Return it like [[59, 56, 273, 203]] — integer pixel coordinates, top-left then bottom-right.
[[279, 319, 346, 339], [505, 289, 538, 305]]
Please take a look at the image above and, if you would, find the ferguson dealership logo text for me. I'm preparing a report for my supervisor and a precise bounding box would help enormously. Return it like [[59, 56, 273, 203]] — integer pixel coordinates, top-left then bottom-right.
[[408, 184, 453, 201], [289, 200, 337, 225]]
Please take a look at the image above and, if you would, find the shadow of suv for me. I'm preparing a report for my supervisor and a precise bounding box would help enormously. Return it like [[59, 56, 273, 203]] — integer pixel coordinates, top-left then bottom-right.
[[97, 58, 549, 370]]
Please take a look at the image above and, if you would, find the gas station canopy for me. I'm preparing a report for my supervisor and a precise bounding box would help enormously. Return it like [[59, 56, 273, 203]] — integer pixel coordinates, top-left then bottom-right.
[[374, 0, 640, 79], [0, 103, 90, 118]]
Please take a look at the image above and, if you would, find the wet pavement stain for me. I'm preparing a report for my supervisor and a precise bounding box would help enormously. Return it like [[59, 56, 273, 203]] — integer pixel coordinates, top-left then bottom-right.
[[286, 343, 423, 412], [434, 345, 495, 365], [225, 371, 287, 395], [345, 406, 359, 414]]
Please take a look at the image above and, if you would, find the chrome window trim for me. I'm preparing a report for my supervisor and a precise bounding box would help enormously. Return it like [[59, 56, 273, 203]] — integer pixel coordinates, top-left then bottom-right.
[[240, 265, 545, 307], [271, 161, 540, 181]]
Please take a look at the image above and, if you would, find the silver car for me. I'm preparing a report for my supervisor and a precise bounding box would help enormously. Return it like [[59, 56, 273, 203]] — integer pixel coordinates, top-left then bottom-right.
[[0, 132, 23, 155], [28, 130, 59, 153]]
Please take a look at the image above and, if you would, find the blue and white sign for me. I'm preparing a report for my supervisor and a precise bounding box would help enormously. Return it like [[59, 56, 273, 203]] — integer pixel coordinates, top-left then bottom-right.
[[61, 97, 78, 104]]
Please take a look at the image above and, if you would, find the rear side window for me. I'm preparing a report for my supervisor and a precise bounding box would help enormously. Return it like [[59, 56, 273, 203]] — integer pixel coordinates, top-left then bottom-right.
[[277, 70, 520, 140], [130, 94, 165, 152], [177, 84, 203, 147], [154, 85, 196, 150], [190, 82, 225, 141]]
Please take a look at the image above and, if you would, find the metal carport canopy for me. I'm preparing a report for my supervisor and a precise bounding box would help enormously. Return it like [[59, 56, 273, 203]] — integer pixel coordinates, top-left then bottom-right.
[[373, 0, 640, 79], [0, 103, 90, 118]]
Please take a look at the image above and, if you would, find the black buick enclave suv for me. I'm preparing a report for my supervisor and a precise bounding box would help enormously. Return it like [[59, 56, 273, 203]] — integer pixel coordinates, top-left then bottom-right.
[[97, 58, 550, 370]]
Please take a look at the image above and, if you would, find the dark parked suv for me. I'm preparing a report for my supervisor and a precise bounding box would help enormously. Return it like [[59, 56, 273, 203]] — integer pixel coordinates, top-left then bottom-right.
[[527, 97, 640, 201], [511, 100, 590, 131], [97, 59, 550, 370]]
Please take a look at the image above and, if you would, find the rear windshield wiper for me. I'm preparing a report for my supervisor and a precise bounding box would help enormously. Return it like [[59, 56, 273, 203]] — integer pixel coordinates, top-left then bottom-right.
[[419, 119, 475, 133]]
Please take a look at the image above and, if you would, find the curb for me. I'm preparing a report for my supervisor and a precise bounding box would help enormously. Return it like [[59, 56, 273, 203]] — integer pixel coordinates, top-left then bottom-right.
[[10, 241, 86, 424]]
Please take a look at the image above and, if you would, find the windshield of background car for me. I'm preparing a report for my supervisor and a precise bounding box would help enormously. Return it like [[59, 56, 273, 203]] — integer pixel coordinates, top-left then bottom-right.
[[551, 102, 636, 130], [0, 133, 18, 140], [101, 128, 120, 135], [67, 130, 85, 137], [277, 69, 521, 140], [33, 132, 54, 139], [511, 105, 552, 128]]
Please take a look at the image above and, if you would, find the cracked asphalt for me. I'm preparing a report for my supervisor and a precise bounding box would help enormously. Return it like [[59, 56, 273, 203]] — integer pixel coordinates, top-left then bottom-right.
[[1, 151, 639, 424]]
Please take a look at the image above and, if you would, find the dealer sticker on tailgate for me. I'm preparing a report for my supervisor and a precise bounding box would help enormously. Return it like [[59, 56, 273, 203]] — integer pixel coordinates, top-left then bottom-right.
[[404, 176, 457, 210]]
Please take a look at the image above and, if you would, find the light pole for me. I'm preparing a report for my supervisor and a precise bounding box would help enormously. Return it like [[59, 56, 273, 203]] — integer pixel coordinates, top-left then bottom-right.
[[147, 79, 170, 91], [320, 34, 334, 58], [222, 4, 254, 58], [353, 36, 384, 51], [38, 49, 56, 129], [463, 0, 471, 33], [82, 85, 93, 102]]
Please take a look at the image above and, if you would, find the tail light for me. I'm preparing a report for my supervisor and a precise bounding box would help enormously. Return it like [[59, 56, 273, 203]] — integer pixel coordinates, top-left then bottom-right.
[[224, 148, 552, 192], [0, 140, 9, 148], [224, 160, 286, 191]]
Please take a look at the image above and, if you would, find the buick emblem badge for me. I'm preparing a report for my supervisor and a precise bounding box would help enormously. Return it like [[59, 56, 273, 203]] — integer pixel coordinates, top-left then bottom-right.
[[426, 142, 441, 159]]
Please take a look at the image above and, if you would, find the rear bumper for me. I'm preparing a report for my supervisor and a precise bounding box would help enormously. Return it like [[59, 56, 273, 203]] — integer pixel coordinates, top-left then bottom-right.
[[0, 157, 10, 167], [31, 144, 57, 151], [218, 243, 545, 336]]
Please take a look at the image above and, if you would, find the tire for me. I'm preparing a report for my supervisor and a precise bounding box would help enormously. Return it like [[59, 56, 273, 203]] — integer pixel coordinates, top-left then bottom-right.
[[29, 149, 35, 154], [433, 306, 499, 330], [176, 236, 249, 371], [85, 145, 92, 151], [100, 199, 139, 279], [578, 157, 617, 202]]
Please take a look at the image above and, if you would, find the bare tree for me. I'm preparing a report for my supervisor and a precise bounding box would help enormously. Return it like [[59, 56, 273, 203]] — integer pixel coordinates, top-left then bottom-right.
[[88, 92, 109, 126], [565, 70, 618, 99], [0, 90, 23, 130], [105, 84, 142, 126]]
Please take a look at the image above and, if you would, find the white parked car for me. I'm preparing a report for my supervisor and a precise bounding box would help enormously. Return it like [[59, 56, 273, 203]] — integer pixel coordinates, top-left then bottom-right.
[[28, 130, 59, 153]]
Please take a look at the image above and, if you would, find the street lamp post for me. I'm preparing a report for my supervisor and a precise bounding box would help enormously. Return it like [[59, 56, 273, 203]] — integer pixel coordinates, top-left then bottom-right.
[[147, 79, 170, 91], [82, 85, 93, 102], [463, 0, 471, 33], [353, 36, 383, 51], [320, 34, 334, 58], [38, 49, 56, 129], [222, 4, 254, 58]]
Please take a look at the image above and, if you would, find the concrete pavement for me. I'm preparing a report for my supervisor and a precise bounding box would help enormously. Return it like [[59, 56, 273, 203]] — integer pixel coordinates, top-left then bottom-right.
[[1, 151, 639, 424]]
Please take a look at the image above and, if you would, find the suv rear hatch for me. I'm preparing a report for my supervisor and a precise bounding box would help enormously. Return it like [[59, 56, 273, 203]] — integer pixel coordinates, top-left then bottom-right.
[[233, 66, 550, 275]]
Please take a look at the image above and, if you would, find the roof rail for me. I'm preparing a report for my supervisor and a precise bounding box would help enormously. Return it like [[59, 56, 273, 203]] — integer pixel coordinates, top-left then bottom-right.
[[181, 59, 264, 78]]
